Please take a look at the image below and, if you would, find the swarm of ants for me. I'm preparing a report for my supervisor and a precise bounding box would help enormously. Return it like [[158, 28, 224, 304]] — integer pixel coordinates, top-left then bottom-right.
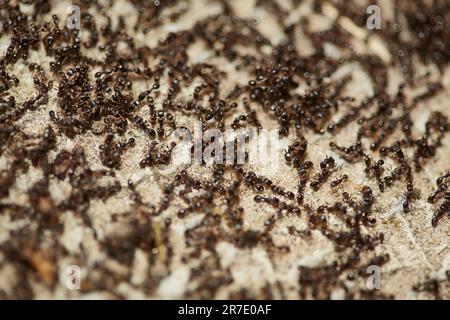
[[0, 0, 449, 299]]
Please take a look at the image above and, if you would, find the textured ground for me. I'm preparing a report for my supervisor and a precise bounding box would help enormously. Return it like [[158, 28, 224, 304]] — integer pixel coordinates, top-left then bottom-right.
[[0, 0, 449, 299]]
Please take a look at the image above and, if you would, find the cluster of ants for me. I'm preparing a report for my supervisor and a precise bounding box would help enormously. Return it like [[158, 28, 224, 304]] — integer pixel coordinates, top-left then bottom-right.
[[0, 0, 449, 299]]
